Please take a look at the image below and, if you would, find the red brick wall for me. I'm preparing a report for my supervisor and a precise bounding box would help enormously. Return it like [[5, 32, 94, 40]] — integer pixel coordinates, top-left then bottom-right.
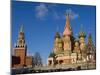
[[12, 56, 20, 67], [26, 56, 33, 67], [14, 47, 26, 67]]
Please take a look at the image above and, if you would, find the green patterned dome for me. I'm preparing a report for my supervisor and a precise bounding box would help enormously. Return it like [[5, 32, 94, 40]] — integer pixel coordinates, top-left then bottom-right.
[[55, 32, 61, 38]]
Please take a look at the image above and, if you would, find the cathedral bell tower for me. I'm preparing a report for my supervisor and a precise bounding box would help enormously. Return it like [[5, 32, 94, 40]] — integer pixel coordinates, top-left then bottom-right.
[[63, 14, 72, 51], [14, 25, 27, 67]]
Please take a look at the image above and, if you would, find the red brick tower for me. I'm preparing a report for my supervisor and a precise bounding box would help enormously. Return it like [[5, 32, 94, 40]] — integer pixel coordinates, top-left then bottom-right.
[[14, 25, 27, 68]]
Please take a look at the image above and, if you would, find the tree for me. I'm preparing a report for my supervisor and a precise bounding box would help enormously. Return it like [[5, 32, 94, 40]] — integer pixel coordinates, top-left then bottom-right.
[[32, 56, 35, 68], [33, 52, 43, 67]]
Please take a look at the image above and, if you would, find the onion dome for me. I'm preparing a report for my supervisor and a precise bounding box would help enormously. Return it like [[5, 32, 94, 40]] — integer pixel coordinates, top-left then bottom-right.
[[78, 31, 86, 38], [78, 24, 86, 38], [55, 32, 61, 38]]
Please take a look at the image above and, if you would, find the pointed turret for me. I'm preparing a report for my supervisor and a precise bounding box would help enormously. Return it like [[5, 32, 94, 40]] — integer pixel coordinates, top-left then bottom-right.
[[87, 33, 96, 62], [88, 33, 93, 45], [20, 25, 24, 32], [63, 13, 72, 51], [15, 25, 26, 48], [14, 25, 27, 67], [63, 13, 72, 36]]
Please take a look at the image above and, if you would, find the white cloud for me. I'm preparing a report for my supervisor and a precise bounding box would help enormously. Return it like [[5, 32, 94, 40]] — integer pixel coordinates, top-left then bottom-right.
[[35, 3, 48, 19], [52, 9, 79, 20], [66, 9, 79, 20], [35, 4, 78, 21]]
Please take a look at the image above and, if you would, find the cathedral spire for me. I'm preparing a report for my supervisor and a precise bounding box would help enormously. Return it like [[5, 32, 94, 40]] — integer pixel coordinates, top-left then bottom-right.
[[63, 13, 72, 36], [65, 13, 71, 30], [20, 25, 24, 33], [15, 25, 26, 48], [88, 33, 93, 45]]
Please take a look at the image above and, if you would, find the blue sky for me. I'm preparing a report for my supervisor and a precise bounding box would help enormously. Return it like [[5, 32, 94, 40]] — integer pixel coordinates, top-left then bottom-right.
[[11, 1, 96, 64]]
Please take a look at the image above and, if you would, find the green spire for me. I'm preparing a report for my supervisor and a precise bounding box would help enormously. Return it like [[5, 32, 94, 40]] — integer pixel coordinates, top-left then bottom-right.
[[88, 33, 93, 45], [20, 25, 24, 32], [87, 33, 95, 54]]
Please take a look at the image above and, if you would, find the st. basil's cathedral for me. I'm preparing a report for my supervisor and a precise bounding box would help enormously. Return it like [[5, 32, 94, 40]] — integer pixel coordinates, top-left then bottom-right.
[[47, 14, 96, 69]]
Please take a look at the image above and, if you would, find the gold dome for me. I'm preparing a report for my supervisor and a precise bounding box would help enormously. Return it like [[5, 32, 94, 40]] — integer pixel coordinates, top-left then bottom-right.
[[78, 31, 86, 38]]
